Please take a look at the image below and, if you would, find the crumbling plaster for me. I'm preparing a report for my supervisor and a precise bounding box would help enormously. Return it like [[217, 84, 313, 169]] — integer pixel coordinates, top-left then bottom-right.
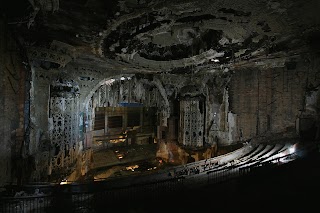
[[0, 19, 31, 185], [96, 0, 297, 73], [85, 70, 239, 148], [1, 0, 320, 186]]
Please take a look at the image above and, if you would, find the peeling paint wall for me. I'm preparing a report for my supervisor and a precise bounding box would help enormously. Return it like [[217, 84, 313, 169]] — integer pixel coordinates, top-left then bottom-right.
[[0, 18, 31, 186], [28, 67, 52, 181], [89, 72, 239, 148], [229, 58, 320, 142], [0, 18, 13, 186], [27, 65, 92, 182], [0, 0, 319, 187]]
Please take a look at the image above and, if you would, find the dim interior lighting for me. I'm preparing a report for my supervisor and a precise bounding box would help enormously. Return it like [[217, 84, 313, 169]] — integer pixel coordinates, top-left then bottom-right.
[[278, 152, 285, 159], [60, 179, 68, 185], [289, 146, 295, 154], [126, 165, 139, 171], [211, 58, 220, 62], [110, 138, 126, 143], [105, 79, 115, 86], [147, 166, 157, 171]]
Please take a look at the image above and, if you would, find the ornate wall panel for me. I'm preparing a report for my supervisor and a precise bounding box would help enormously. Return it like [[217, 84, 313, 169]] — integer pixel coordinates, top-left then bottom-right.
[[49, 79, 80, 177], [180, 99, 205, 147]]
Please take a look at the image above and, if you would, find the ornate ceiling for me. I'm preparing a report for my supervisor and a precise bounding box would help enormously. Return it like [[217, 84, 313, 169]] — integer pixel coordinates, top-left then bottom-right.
[[3, 0, 320, 74]]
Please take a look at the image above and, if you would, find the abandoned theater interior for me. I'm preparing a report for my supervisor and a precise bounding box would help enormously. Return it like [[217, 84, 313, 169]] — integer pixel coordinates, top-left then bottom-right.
[[1, 0, 320, 211]]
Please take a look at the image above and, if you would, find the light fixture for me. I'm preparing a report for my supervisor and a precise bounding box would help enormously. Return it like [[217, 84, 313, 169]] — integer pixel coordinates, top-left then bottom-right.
[[105, 78, 115, 85], [211, 58, 220, 62], [60, 179, 68, 185], [289, 146, 295, 154]]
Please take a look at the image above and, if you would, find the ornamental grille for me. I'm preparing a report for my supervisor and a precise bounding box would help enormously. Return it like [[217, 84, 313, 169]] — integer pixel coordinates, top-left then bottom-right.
[[49, 95, 80, 173], [180, 100, 204, 147]]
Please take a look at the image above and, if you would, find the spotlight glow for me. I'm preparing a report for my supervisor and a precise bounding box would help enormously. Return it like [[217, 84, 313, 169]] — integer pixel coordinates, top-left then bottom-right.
[[289, 146, 295, 154], [60, 179, 68, 185], [211, 58, 220, 62], [105, 79, 115, 85]]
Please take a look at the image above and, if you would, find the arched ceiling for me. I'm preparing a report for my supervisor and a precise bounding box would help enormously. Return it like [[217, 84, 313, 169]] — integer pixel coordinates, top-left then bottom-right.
[[3, 0, 320, 74]]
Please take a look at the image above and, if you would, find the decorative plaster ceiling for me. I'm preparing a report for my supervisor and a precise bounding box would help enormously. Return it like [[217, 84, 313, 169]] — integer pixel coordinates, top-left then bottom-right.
[[3, 0, 320, 74]]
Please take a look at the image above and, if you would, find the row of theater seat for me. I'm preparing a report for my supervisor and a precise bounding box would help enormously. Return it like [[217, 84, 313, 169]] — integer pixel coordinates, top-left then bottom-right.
[[172, 142, 296, 180]]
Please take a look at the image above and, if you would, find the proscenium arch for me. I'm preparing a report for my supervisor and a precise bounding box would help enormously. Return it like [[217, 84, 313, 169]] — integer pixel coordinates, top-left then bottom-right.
[[82, 74, 134, 112], [82, 74, 171, 130]]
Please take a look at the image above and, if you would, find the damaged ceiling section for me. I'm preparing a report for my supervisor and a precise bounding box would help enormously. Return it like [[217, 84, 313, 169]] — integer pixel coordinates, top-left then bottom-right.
[[7, 0, 318, 73], [97, 0, 308, 73]]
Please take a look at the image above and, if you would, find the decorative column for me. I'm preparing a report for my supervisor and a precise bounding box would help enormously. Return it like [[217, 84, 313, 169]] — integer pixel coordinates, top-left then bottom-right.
[[49, 78, 80, 177]]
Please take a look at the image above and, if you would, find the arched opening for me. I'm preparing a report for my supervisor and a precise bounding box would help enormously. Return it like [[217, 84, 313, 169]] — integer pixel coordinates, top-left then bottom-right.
[[81, 75, 170, 181]]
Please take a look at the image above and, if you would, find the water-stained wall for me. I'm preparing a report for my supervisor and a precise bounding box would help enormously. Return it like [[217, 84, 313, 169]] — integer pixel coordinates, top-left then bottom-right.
[[0, 18, 31, 186], [229, 58, 320, 143]]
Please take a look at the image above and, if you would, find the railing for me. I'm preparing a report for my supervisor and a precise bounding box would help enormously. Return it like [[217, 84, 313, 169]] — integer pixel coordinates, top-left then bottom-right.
[[0, 194, 53, 213], [171, 143, 253, 176], [0, 144, 297, 212], [0, 177, 184, 213], [206, 153, 296, 185]]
